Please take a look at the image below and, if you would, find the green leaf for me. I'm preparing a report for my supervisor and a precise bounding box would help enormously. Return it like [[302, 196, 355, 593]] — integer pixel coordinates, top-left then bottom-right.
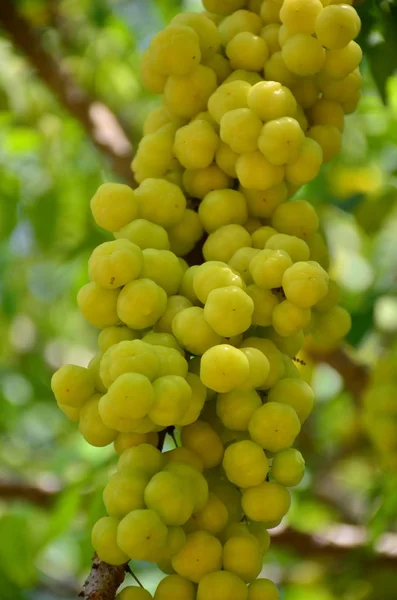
[[45, 485, 83, 543], [28, 193, 59, 250], [0, 515, 37, 587], [0, 169, 19, 239], [0, 565, 27, 600], [359, 2, 397, 102]]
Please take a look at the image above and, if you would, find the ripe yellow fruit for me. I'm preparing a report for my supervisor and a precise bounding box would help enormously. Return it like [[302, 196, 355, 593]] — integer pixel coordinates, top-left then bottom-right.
[[224, 69, 263, 85], [226, 32, 269, 72], [260, 0, 281, 25], [291, 77, 320, 109], [264, 51, 298, 88], [271, 199, 319, 239], [135, 178, 186, 229], [183, 164, 232, 199], [322, 41, 362, 79], [117, 509, 168, 561], [265, 233, 310, 263], [243, 186, 287, 220], [197, 570, 248, 600], [51, 364, 95, 408], [205, 52, 233, 84], [272, 300, 311, 337], [200, 344, 250, 393], [140, 50, 167, 94], [236, 151, 284, 191], [172, 530, 223, 583], [208, 80, 251, 123], [168, 209, 204, 257], [248, 81, 297, 121], [280, 0, 323, 34], [223, 439, 269, 488], [220, 108, 263, 154], [308, 124, 342, 162], [164, 65, 217, 119], [143, 106, 180, 135], [171, 12, 221, 60], [92, 517, 128, 566], [282, 34, 325, 76], [240, 337, 285, 389], [187, 492, 229, 535], [149, 24, 201, 76], [88, 240, 143, 289], [116, 219, 170, 251], [215, 141, 239, 177], [315, 4, 361, 49], [242, 481, 291, 523], [285, 137, 323, 186], [203, 224, 252, 263], [310, 98, 345, 131], [218, 9, 263, 45], [198, 189, 248, 233], [77, 282, 120, 328], [202, 0, 246, 16], [223, 535, 263, 582], [268, 377, 315, 423], [154, 574, 196, 600], [260, 23, 281, 55], [117, 586, 153, 600], [103, 469, 150, 518], [258, 117, 304, 165], [144, 470, 195, 525], [117, 279, 167, 330], [174, 120, 219, 170], [90, 183, 138, 232], [132, 124, 176, 183], [79, 394, 117, 447], [248, 578, 280, 600], [248, 401, 301, 452], [181, 420, 224, 468]]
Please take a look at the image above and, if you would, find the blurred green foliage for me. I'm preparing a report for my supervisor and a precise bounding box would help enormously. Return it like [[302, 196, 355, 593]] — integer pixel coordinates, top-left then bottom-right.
[[0, 1, 397, 599]]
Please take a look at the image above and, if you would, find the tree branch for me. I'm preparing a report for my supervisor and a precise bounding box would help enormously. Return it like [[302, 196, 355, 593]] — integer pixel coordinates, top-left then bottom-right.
[[308, 346, 369, 399], [0, 479, 58, 506], [271, 524, 397, 568], [0, 0, 135, 186], [79, 555, 127, 600], [2, 480, 394, 595]]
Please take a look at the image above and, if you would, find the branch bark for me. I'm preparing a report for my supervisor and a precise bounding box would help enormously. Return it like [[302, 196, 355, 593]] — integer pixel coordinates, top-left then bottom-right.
[[308, 346, 369, 399], [2, 480, 395, 595], [0, 479, 58, 506], [79, 555, 127, 600], [0, 0, 135, 186], [271, 524, 397, 568]]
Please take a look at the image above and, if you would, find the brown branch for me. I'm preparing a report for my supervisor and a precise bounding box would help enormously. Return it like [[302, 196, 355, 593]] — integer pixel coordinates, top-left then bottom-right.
[[3, 479, 395, 593], [0, 480, 58, 506], [79, 554, 127, 600], [308, 346, 369, 399], [0, 0, 135, 186], [271, 524, 397, 568]]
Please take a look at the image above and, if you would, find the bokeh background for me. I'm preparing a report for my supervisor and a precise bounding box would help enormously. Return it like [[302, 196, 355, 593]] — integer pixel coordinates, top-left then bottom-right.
[[0, 0, 397, 599]]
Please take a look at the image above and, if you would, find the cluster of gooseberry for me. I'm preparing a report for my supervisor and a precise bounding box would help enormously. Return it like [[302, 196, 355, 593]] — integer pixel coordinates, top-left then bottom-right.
[[51, 1, 360, 598]]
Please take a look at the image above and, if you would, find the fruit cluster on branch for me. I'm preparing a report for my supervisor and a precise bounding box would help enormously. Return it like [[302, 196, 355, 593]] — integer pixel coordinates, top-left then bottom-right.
[[51, 1, 362, 598]]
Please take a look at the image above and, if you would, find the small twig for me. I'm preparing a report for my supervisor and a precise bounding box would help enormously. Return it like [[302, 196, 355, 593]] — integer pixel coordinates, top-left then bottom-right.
[[125, 565, 144, 588], [169, 429, 178, 447], [157, 426, 175, 451]]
